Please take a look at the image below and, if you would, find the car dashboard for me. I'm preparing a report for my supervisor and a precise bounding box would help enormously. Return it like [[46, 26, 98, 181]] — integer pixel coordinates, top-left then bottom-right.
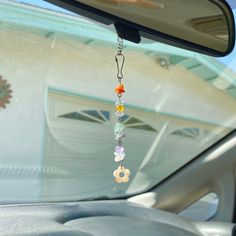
[[0, 201, 234, 236]]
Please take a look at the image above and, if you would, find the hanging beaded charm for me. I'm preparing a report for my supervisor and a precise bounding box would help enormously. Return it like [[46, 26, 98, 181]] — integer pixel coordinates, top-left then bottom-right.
[[113, 37, 130, 183]]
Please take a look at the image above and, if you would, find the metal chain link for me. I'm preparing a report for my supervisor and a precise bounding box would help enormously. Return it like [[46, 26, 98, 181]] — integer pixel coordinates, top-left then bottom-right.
[[117, 37, 123, 55]]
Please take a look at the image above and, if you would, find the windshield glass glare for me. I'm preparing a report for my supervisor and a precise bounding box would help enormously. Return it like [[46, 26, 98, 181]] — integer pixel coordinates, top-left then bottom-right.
[[0, 0, 236, 203]]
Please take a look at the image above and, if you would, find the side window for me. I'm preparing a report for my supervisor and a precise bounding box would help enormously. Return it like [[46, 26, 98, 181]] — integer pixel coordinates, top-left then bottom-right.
[[178, 193, 219, 221]]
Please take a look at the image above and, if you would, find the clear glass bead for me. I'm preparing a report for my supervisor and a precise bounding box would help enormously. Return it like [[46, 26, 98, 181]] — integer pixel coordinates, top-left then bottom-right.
[[115, 99, 124, 106], [115, 111, 125, 118], [114, 155, 125, 162], [114, 122, 125, 140]]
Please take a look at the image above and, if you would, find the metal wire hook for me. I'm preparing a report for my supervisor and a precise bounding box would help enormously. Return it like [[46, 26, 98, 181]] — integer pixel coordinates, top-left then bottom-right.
[[115, 53, 125, 80]]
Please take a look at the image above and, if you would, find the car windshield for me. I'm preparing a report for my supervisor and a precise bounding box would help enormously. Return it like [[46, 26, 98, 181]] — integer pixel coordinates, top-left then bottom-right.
[[0, 0, 236, 203]]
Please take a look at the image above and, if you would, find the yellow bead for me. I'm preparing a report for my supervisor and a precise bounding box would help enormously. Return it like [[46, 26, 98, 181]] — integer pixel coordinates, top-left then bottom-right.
[[116, 104, 125, 112]]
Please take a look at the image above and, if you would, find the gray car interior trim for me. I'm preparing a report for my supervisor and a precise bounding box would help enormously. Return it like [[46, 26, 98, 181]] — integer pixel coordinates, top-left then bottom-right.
[[0, 201, 234, 235], [128, 132, 236, 222]]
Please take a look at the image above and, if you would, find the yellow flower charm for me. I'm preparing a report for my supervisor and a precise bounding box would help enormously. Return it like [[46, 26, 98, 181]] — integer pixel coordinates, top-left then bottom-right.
[[113, 165, 130, 183]]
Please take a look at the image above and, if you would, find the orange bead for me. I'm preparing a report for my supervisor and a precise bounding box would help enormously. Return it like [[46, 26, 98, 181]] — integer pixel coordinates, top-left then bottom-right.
[[116, 104, 125, 112], [115, 84, 125, 94]]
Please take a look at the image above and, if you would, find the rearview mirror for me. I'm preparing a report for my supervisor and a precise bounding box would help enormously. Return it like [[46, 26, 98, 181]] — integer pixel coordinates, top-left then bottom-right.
[[46, 0, 235, 57]]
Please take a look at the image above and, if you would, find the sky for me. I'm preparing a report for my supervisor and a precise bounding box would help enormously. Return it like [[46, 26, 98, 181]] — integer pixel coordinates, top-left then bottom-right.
[[12, 0, 236, 71], [218, 0, 236, 68], [14, 0, 75, 14]]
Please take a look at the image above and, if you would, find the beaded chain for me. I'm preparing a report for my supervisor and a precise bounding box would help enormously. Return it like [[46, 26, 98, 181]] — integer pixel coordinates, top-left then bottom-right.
[[113, 37, 130, 183]]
